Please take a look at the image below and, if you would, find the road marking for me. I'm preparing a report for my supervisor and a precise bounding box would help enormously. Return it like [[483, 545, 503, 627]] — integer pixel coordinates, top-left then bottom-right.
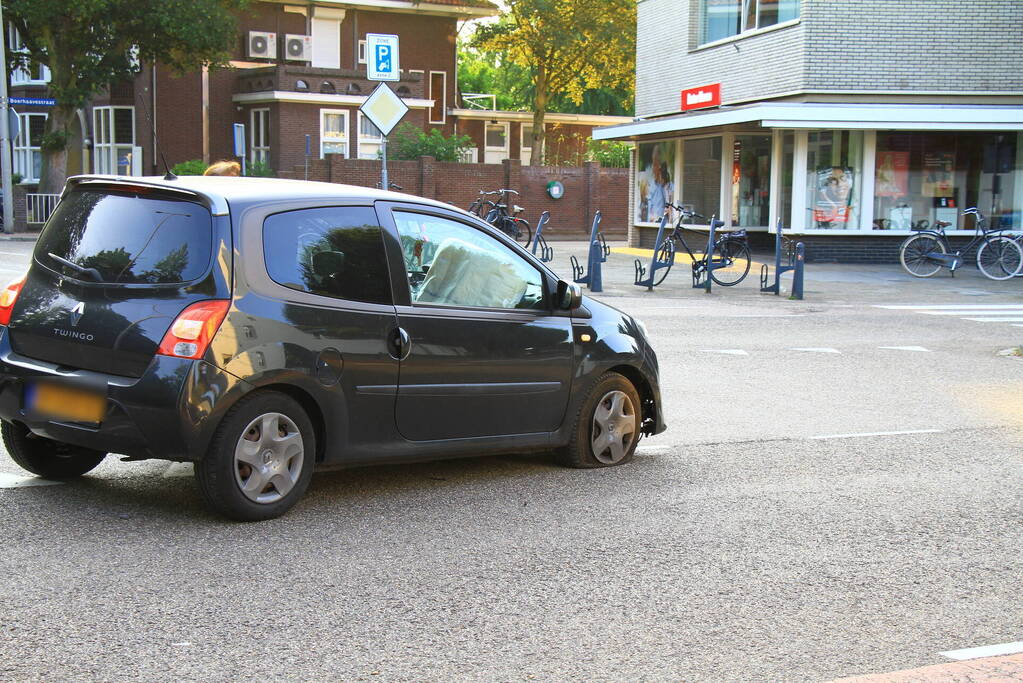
[[963, 317, 1023, 322], [0, 250, 29, 256], [162, 462, 194, 478], [790, 347, 841, 353], [878, 346, 931, 352], [700, 349, 748, 355], [940, 641, 1023, 661], [0, 472, 64, 488], [875, 304, 1023, 310], [920, 309, 1023, 316], [635, 445, 673, 455], [810, 429, 942, 440]]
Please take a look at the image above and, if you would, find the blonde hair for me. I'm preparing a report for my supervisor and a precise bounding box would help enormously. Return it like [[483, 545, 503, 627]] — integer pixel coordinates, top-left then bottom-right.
[[204, 160, 241, 176]]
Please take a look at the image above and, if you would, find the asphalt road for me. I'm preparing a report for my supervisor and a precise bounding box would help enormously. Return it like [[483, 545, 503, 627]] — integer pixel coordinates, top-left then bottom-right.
[[1, 238, 1022, 682]]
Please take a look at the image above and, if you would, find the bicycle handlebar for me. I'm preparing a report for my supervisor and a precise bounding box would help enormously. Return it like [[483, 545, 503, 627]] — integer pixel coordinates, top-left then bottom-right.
[[665, 202, 705, 220]]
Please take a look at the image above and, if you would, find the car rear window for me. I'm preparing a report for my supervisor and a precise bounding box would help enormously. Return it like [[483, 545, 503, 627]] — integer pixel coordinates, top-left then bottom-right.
[[34, 189, 213, 285]]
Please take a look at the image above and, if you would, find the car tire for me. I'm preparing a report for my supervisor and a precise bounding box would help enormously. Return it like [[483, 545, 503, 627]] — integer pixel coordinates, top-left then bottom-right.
[[556, 372, 641, 469], [195, 391, 315, 522], [1, 420, 107, 479]]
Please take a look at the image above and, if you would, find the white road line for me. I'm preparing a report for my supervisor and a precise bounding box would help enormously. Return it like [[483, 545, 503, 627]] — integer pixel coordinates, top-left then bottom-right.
[[919, 309, 1023, 316], [810, 429, 942, 440], [790, 347, 841, 353], [0, 472, 64, 488], [875, 304, 1023, 310], [700, 349, 749, 355], [161, 462, 194, 478], [878, 346, 931, 352], [940, 641, 1023, 661], [0, 250, 29, 256], [963, 317, 1023, 322], [635, 445, 673, 455]]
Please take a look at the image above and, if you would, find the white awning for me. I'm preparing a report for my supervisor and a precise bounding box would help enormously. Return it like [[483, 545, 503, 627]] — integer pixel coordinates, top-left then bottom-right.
[[592, 103, 1023, 140]]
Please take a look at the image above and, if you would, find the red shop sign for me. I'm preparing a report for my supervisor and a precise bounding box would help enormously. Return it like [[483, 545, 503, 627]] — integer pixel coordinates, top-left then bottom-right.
[[681, 83, 721, 111]]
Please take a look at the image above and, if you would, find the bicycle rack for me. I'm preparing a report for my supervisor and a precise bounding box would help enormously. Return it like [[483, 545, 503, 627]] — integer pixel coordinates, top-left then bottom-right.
[[759, 218, 805, 300], [634, 213, 673, 290], [692, 216, 724, 293], [530, 211, 554, 263], [570, 211, 606, 292]]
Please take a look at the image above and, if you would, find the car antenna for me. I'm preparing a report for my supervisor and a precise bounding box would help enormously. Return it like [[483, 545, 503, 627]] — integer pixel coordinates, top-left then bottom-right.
[[137, 85, 176, 180]]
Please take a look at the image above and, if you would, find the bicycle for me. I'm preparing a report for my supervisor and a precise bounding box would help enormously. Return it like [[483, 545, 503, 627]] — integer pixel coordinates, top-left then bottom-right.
[[648, 203, 752, 287], [898, 207, 1023, 280], [468, 189, 532, 246]]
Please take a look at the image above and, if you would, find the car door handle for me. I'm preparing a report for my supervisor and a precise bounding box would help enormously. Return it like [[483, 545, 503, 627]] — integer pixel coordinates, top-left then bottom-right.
[[388, 327, 411, 361]]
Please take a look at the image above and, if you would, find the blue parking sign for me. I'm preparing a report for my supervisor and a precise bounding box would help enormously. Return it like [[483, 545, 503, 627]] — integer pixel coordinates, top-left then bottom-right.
[[366, 34, 399, 81]]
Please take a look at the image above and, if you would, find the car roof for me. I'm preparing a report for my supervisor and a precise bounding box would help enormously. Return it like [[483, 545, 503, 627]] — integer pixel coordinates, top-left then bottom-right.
[[65, 174, 462, 216]]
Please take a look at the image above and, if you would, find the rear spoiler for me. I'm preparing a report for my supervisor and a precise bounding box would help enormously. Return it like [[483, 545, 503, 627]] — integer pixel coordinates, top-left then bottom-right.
[[64, 175, 229, 216]]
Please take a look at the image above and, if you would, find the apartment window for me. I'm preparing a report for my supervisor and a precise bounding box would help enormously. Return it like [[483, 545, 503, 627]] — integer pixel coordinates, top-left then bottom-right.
[[13, 113, 46, 182], [357, 113, 382, 160], [250, 108, 270, 164], [358, 40, 367, 65], [93, 107, 137, 175], [8, 25, 50, 85], [702, 0, 799, 44], [484, 122, 509, 164], [311, 16, 341, 69], [521, 125, 538, 165], [320, 109, 349, 158], [429, 71, 446, 124]]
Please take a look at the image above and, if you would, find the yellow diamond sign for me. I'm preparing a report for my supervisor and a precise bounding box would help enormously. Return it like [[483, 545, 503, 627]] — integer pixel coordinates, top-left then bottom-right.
[[360, 83, 409, 137]]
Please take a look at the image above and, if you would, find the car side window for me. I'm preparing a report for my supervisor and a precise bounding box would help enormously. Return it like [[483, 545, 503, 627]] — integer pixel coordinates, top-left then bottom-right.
[[263, 206, 392, 305], [392, 211, 546, 311]]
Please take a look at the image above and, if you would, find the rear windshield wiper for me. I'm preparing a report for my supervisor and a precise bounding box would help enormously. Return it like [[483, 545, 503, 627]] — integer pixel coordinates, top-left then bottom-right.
[[47, 252, 104, 283]]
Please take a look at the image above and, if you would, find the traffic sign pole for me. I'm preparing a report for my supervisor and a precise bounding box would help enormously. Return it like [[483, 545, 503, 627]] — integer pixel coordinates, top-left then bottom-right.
[[381, 137, 388, 190], [0, 4, 15, 232]]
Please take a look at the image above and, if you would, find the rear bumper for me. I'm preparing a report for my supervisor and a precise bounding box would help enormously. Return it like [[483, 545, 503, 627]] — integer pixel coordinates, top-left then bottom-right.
[[0, 326, 247, 461]]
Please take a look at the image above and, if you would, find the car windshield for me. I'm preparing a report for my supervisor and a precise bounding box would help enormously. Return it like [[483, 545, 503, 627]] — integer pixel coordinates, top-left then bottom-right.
[[35, 189, 213, 285]]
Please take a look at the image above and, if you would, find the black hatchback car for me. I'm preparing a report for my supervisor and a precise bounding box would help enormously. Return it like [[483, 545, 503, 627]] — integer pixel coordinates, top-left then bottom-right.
[[0, 176, 664, 520]]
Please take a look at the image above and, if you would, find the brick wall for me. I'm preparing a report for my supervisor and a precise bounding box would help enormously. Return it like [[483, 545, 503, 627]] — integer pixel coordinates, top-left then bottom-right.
[[280, 157, 629, 238]]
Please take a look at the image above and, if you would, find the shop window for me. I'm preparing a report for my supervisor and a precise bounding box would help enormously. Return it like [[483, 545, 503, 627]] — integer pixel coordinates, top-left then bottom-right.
[[13, 113, 46, 182], [805, 131, 863, 229], [874, 132, 1020, 231], [635, 141, 678, 224], [702, 0, 799, 44], [93, 106, 137, 175], [731, 135, 772, 227], [320, 109, 349, 158], [681, 138, 721, 222]]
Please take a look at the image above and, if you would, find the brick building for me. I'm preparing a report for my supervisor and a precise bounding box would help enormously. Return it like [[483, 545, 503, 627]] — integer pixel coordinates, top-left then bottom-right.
[[594, 0, 1023, 261], [7, 0, 627, 189]]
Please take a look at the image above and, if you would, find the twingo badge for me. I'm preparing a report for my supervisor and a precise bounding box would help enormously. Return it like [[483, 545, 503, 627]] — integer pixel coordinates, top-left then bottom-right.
[[681, 83, 721, 112]]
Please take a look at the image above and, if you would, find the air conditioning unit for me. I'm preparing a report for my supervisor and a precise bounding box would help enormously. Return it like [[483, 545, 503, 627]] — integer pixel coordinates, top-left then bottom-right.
[[248, 31, 277, 59], [284, 34, 313, 61]]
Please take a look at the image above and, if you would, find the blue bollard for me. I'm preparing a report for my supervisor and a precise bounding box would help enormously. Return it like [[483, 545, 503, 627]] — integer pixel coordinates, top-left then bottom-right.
[[790, 242, 805, 300]]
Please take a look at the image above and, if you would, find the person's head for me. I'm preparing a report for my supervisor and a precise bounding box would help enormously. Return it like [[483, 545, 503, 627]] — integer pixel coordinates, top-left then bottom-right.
[[204, 160, 241, 177]]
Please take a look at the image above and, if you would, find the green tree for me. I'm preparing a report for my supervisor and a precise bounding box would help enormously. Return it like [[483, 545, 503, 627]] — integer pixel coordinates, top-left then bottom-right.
[[4, 0, 246, 193], [470, 0, 635, 165]]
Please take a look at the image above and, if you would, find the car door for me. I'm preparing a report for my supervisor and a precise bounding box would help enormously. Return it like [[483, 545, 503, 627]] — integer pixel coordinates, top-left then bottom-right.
[[376, 202, 574, 442]]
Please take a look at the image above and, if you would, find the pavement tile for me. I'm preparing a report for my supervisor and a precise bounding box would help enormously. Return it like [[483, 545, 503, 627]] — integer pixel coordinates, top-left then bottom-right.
[[832, 654, 1023, 682]]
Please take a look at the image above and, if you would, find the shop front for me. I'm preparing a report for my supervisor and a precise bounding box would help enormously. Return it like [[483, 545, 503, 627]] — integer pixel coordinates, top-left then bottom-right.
[[597, 103, 1023, 259]]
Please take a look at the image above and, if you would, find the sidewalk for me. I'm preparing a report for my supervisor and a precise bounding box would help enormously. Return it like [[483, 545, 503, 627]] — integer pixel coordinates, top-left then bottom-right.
[[0, 231, 37, 242], [831, 653, 1023, 682]]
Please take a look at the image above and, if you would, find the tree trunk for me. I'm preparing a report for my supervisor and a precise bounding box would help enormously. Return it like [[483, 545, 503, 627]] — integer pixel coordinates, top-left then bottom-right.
[[532, 69, 548, 166], [38, 107, 75, 194]]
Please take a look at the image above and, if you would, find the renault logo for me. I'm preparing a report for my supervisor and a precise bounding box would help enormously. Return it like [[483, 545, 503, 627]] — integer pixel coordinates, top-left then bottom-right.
[[69, 302, 85, 327]]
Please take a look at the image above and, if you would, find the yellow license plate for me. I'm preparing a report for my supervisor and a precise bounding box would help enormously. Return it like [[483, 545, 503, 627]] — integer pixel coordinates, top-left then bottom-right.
[[27, 382, 106, 424]]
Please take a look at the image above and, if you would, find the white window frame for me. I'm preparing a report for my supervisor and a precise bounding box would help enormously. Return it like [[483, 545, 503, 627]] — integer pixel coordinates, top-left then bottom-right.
[[319, 109, 349, 159], [484, 122, 509, 164], [8, 25, 51, 86], [356, 112, 383, 160], [699, 0, 800, 47], [520, 123, 543, 165], [13, 112, 46, 182], [428, 70, 447, 124], [92, 106, 137, 175], [358, 39, 367, 65], [250, 108, 270, 164]]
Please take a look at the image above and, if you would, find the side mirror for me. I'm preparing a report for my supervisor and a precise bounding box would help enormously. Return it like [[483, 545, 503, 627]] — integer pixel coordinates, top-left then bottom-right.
[[311, 250, 345, 278], [555, 279, 582, 311]]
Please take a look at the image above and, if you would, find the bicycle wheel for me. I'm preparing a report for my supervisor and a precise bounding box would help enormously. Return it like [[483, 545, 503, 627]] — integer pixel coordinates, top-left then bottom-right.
[[515, 219, 532, 246], [899, 233, 945, 277], [709, 239, 751, 286], [652, 239, 675, 286], [976, 235, 1023, 280]]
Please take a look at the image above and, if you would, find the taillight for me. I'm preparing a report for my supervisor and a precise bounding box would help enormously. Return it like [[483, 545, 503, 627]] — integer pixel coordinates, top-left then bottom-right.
[[157, 300, 230, 359], [0, 275, 27, 327]]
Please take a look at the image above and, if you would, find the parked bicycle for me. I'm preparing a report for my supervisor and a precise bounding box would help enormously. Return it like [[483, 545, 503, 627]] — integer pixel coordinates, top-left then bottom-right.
[[467, 189, 532, 245], [898, 207, 1023, 280], [649, 203, 752, 286]]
